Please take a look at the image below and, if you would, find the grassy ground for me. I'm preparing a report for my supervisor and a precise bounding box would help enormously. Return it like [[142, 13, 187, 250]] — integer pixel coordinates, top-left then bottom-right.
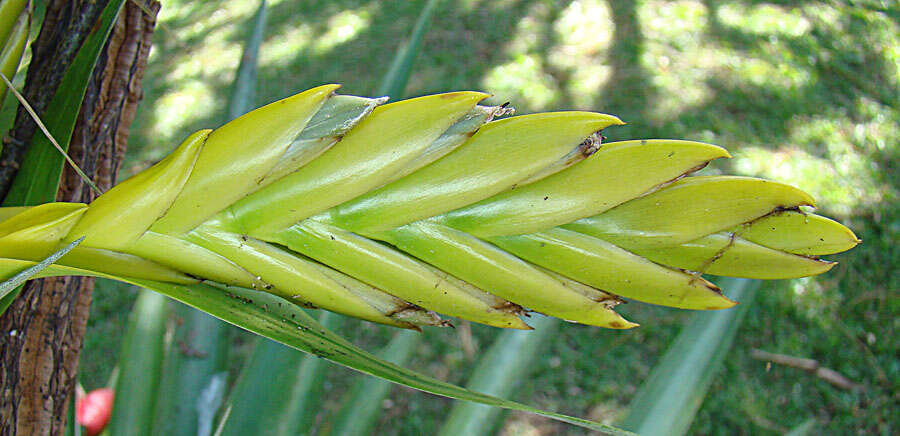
[[81, 0, 897, 434]]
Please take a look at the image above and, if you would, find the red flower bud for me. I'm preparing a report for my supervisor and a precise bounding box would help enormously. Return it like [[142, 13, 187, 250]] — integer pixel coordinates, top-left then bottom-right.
[[76, 388, 114, 436]]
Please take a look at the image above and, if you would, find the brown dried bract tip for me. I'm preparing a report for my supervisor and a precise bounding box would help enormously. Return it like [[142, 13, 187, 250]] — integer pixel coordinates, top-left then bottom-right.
[[491, 102, 516, 118], [579, 131, 604, 157], [493, 300, 528, 316], [594, 294, 626, 309], [387, 303, 447, 328]]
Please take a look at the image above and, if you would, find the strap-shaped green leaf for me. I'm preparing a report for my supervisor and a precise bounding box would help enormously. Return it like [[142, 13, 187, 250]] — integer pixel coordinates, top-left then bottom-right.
[[107, 290, 169, 436], [439, 315, 560, 436], [216, 312, 340, 436], [130, 277, 637, 436], [621, 278, 759, 436]]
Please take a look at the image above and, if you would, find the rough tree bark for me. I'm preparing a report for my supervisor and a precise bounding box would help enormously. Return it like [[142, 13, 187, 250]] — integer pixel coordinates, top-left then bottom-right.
[[0, 1, 160, 434]]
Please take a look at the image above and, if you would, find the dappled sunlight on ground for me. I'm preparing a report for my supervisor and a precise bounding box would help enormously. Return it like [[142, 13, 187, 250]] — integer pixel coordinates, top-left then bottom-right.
[[313, 8, 373, 54], [717, 2, 812, 37], [259, 23, 314, 68], [151, 82, 216, 154]]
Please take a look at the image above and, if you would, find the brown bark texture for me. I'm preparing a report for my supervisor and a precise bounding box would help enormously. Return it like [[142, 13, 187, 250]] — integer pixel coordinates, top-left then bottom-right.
[[0, 2, 160, 435]]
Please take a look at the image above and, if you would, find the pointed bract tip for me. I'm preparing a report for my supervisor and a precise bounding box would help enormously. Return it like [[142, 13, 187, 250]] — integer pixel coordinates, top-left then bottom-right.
[[507, 316, 534, 330], [710, 294, 739, 310], [307, 83, 341, 97], [439, 90, 491, 102], [605, 114, 626, 126], [706, 143, 731, 159], [609, 319, 640, 329]]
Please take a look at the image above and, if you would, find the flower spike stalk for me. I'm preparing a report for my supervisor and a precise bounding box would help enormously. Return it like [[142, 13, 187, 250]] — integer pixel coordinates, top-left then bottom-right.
[[0, 85, 859, 329]]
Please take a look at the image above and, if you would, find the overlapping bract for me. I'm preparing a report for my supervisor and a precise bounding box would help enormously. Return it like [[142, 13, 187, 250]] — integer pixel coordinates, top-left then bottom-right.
[[0, 0, 30, 103], [0, 85, 859, 329]]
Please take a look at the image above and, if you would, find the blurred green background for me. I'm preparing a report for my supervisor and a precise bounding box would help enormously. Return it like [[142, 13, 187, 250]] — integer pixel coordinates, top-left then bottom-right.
[[82, 0, 897, 434]]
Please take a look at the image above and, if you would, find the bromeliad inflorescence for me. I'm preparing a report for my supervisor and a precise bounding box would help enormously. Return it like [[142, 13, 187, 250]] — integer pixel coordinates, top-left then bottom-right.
[[0, 84, 859, 329]]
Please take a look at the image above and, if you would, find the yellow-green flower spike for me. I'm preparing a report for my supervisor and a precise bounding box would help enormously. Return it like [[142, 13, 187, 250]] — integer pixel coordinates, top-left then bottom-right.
[[0, 86, 859, 330], [151, 84, 339, 235]]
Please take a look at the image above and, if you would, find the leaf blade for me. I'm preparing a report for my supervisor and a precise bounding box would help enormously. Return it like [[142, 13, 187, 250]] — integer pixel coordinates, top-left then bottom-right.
[[620, 277, 759, 435], [125, 278, 634, 436]]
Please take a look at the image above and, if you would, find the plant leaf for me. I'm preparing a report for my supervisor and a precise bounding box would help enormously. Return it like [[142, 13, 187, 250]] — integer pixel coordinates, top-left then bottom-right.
[[107, 290, 170, 436], [620, 277, 759, 435], [375, 0, 441, 98], [126, 277, 635, 436], [216, 311, 341, 436], [438, 315, 560, 436], [324, 329, 421, 436], [153, 302, 230, 436], [227, 0, 266, 121]]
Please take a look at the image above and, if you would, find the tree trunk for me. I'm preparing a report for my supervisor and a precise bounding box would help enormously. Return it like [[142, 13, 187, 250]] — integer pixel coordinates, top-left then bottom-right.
[[0, 2, 159, 435]]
